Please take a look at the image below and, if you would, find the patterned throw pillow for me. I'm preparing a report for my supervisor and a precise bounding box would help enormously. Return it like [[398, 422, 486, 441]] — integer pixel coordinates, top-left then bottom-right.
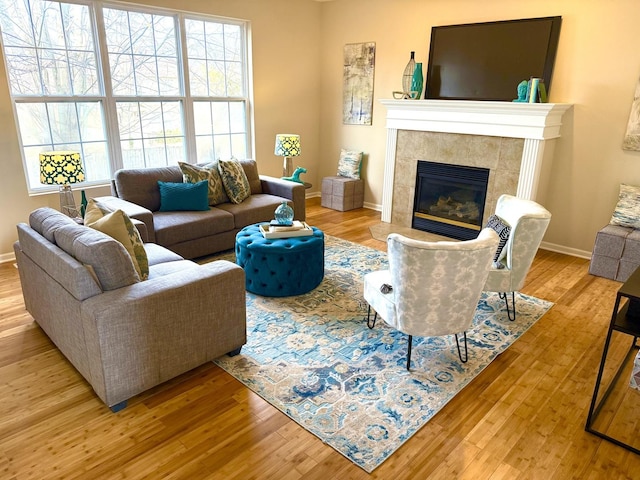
[[85, 200, 149, 280], [485, 214, 511, 268], [337, 149, 363, 179], [178, 161, 229, 205], [158, 180, 210, 212], [610, 184, 640, 229], [218, 159, 251, 204]]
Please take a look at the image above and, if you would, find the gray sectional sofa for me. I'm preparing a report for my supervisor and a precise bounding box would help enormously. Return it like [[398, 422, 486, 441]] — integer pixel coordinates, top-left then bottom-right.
[[14, 207, 247, 411], [97, 159, 306, 259]]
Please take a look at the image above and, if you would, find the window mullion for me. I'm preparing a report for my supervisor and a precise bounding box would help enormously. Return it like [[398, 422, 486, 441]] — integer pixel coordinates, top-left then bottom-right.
[[178, 14, 196, 164], [94, 2, 122, 173]]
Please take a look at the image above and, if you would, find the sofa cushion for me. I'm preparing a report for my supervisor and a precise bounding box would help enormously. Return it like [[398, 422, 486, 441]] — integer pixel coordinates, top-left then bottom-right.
[[114, 166, 182, 212], [158, 180, 210, 212], [239, 159, 263, 195], [144, 243, 184, 266], [54, 224, 140, 291], [153, 208, 235, 247], [179, 161, 230, 206], [29, 207, 79, 243], [215, 194, 289, 228], [16, 223, 102, 301], [85, 200, 149, 281], [218, 159, 251, 204], [148, 259, 199, 279]]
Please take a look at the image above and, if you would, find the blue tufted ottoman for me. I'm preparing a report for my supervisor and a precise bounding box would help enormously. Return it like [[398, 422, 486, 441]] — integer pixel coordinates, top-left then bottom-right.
[[235, 224, 325, 296]]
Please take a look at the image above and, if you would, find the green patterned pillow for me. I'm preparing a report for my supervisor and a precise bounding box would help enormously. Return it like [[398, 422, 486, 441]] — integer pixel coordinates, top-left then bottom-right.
[[337, 149, 363, 179], [85, 202, 149, 280], [611, 183, 640, 228], [179, 161, 229, 205], [218, 159, 251, 204]]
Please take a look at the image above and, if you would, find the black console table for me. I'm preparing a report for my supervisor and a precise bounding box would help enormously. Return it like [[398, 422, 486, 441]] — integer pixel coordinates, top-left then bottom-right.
[[585, 267, 640, 454]]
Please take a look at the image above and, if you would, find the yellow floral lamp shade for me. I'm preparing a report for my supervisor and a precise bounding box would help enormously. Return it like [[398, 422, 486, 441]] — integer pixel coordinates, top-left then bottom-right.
[[39, 151, 85, 185], [274, 134, 301, 157]]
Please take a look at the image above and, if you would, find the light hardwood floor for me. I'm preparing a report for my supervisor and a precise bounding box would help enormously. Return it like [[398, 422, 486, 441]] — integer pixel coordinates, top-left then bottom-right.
[[1, 197, 639, 479]]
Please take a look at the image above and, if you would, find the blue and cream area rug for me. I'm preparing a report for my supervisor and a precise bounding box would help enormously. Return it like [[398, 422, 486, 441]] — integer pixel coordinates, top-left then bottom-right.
[[213, 236, 553, 472]]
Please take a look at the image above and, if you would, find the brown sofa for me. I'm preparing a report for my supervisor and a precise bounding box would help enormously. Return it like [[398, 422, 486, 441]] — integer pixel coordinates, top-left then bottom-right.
[[14, 207, 246, 411], [97, 159, 306, 259]]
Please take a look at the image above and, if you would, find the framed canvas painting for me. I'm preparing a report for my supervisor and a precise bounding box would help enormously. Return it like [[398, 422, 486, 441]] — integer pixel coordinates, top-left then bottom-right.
[[623, 77, 640, 151], [343, 42, 375, 125]]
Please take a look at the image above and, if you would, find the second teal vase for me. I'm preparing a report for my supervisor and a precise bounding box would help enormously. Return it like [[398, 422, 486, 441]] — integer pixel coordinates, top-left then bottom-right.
[[411, 62, 423, 99]]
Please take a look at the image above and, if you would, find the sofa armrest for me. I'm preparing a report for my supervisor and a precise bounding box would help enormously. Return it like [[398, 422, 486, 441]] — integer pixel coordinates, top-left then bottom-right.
[[79, 260, 246, 407], [259, 175, 306, 221], [94, 195, 156, 243]]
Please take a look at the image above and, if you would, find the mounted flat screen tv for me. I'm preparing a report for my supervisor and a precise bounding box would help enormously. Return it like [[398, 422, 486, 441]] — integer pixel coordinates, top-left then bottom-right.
[[424, 16, 562, 101]]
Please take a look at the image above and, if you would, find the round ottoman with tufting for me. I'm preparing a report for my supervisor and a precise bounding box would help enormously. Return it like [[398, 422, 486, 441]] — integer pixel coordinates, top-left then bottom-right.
[[235, 224, 325, 297]]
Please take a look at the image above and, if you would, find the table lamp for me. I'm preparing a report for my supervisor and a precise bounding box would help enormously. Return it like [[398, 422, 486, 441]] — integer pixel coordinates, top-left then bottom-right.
[[274, 134, 301, 178], [39, 151, 85, 218]]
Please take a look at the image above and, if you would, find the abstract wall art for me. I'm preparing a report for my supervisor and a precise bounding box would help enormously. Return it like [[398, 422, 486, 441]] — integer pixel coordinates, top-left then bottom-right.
[[343, 42, 375, 125]]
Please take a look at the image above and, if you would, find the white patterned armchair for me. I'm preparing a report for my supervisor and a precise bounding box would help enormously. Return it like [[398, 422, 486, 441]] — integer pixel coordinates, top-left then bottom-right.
[[483, 194, 552, 320], [363, 228, 499, 370]]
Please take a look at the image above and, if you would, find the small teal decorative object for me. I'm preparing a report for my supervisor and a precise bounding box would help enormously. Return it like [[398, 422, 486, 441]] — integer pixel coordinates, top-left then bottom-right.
[[513, 80, 528, 102], [411, 62, 423, 99], [274, 201, 294, 224], [282, 166, 307, 184]]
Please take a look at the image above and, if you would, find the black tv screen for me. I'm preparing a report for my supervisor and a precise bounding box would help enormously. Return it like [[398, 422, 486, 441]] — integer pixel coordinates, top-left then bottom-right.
[[425, 16, 562, 101]]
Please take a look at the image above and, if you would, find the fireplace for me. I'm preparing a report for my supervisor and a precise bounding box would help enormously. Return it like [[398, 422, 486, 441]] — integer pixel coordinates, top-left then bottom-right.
[[379, 100, 572, 231], [413, 161, 489, 240]]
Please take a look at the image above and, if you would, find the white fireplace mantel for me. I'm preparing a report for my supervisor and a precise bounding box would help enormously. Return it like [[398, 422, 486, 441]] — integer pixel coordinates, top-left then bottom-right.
[[380, 99, 572, 223]]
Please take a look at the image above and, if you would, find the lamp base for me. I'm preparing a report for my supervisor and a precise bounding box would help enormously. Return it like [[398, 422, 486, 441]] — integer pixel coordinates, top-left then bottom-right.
[[59, 185, 81, 219], [283, 157, 293, 178]]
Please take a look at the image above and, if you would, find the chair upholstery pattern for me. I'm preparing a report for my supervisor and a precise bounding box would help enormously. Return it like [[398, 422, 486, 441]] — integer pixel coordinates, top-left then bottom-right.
[[483, 194, 552, 293], [364, 228, 499, 339]]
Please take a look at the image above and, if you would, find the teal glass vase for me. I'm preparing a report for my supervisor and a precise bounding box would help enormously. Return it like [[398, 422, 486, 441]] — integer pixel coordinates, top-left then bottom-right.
[[411, 62, 423, 99], [274, 202, 294, 224]]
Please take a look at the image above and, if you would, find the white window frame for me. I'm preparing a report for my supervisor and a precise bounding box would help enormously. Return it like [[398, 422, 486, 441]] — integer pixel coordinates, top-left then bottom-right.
[[0, 0, 254, 194]]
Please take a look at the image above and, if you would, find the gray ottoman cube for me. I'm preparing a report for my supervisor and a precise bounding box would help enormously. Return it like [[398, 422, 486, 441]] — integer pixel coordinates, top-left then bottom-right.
[[321, 176, 364, 212], [590, 224, 640, 281]]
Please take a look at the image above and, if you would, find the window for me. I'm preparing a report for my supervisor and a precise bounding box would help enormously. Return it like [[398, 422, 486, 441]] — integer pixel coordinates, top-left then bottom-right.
[[0, 0, 252, 192]]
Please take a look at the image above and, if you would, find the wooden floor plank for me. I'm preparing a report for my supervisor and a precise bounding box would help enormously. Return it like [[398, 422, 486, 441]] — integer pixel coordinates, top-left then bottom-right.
[[1, 197, 640, 478]]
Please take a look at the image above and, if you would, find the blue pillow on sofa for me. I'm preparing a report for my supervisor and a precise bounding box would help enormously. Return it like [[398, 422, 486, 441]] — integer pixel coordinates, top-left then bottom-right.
[[158, 180, 209, 212]]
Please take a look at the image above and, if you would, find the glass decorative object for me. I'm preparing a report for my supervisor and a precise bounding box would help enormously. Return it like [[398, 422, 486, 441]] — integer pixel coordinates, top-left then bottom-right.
[[402, 51, 416, 96], [274, 201, 294, 224], [411, 62, 423, 99]]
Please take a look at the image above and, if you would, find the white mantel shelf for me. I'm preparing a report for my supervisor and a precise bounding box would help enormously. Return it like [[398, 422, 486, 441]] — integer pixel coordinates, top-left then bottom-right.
[[380, 99, 572, 140], [379, 99, 573, 223]]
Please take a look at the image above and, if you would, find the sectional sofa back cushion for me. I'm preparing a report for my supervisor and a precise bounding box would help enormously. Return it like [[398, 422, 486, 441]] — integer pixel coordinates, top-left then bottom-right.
[[239, 159, 263, 195], [54, 223, 140, 291], [17, 223, 102, 301], [113, 160, 263, 212], [115, 166, 183, 212]]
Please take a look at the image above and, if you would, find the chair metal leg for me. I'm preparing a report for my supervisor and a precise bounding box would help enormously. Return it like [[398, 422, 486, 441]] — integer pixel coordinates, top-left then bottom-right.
[[406, 334, 413, 370], [455, 332, 468, 363], [499, 291, 516, 321], [365, 304, 377, 329]]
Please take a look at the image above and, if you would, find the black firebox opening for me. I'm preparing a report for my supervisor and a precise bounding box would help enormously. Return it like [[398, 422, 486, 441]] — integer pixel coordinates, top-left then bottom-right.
[[412, 161, 490, 241]]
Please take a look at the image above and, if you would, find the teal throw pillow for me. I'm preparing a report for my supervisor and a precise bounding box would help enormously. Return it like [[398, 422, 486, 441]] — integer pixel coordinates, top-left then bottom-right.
[[158, 180, 209, 212]]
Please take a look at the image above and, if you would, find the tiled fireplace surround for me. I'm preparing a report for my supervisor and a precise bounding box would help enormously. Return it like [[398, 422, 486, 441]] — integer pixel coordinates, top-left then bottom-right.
[[380, 100, 571, 230]]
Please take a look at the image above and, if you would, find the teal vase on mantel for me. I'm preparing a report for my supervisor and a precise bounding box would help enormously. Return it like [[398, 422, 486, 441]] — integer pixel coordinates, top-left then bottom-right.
[[411, 62, 423, 99]]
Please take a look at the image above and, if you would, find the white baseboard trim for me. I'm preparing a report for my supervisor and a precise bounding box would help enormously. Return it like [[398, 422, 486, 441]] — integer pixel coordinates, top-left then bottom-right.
[[540, 241, 591, 260], [0, 252, 16, 264], [363, 201, 381, 211]]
